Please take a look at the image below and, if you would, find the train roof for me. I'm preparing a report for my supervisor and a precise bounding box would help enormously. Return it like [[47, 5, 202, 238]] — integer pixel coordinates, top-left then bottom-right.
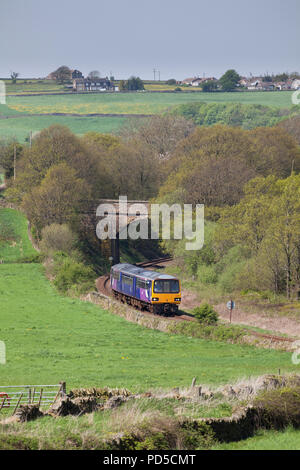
[[111, 263, 178, 281]]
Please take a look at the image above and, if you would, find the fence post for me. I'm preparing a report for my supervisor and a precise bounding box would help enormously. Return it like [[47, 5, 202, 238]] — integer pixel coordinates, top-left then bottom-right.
[[59, 381, 67, 398]]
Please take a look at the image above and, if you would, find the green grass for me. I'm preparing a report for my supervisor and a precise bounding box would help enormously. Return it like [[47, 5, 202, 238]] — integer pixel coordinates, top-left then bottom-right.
[[0, 115, 126, 142], [0, 262, 298, 391], [0, 207, 299, 391], [0, 209, 36, 261], [0, 104, 22, 116], [213, 427, 300, 450], [3, 79, 65, 95], [6, 91, 294, 116]]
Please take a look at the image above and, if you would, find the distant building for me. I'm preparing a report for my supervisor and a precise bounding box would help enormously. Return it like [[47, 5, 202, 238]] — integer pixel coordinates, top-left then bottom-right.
[[73, 77, 115, 92], [181, 77, 196, 85], [181, 77, 217, 86]]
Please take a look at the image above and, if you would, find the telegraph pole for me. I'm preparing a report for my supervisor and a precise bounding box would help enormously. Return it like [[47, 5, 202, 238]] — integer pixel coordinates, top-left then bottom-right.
[[153, 68, 156, 81]]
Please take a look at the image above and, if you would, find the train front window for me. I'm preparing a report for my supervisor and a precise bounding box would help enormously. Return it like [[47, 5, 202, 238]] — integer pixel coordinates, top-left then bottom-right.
[[153, 280, 179, 294]]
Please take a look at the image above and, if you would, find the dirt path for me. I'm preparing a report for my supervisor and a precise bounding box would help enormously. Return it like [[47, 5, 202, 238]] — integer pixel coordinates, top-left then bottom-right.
[[214, 303, 300, 339]]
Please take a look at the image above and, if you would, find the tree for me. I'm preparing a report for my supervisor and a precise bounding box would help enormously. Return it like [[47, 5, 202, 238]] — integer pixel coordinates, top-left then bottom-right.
[[10, 72, 19, 84], [22, 163, 89, 233], [249, 127, 300, 177], [0, 140, 23, 179], [201, 80, 218, 92], [278, 116, 300, 145], [5, 125, 98, 203], [52, 66, 72, 84], [166, 79, 177, 85], [119, 115, 195, 159], [40, 223, 77, 255], [119, 76, 144, 91], [274, 73, 289, 82], [219, 69, 240, 92], [216, 174, 300, 298], [88, 70, 101, 79]]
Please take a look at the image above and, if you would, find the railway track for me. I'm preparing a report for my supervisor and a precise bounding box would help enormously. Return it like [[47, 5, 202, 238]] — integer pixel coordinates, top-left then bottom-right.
[[95, 257, 298, 342]]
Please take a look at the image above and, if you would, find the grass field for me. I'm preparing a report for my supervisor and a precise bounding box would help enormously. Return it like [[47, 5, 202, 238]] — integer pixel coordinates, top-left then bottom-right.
[[0, 208, 299, 392], [0, 115, 126, 142], [213, 427, 300, 450], [6, 90, 294, 115], [0, 209, 36, 262], [0, 90, 295, 142], [1, 262, 299, 391]]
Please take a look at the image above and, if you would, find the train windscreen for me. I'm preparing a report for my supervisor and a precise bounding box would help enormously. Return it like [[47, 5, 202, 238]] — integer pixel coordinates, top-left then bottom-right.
[[153, 280, 180, 294]]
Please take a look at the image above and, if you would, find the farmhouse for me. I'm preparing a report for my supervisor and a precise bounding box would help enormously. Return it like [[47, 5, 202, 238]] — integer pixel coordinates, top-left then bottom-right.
[[181, 77, 217, 87], [73, 78, 115, 92]]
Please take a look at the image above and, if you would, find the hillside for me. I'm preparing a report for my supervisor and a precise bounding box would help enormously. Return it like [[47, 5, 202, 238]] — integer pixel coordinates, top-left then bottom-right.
[[0, 207, 298, 390]]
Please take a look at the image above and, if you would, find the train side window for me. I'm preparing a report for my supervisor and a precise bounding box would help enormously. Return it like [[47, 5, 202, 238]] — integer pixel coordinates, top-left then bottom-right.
[[123, 275, 133, 286], [136, 279, 147, 289], [112, 271, 120, 281]]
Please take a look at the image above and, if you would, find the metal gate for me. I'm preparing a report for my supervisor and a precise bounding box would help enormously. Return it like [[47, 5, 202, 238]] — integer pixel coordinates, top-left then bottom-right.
[[0, 382, 66, 416]]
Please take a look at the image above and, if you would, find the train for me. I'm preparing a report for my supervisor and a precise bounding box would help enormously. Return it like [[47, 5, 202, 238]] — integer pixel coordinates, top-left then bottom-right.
[[110, 263, 181, 316]]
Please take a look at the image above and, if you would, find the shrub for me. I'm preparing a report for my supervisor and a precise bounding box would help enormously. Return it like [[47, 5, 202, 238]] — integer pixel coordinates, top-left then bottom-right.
[[53, 255, 95, 293], [40, 223, 77, 255], [197, 264, 218, 284], [254, 387, 300, 430], [192, 303, 219, 325]]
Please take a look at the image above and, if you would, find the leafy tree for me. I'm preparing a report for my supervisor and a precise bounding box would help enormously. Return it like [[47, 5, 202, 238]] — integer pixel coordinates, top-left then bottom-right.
[[274, 73, 289, 82], [171, 102, 290, 130], [52, 66, 72, 84], [119, 77, 144, 91], [216, 174, 300, 298], [166, 79, 177, 85], [22, 163, 89, 233], [278, 116, 300, 145], [0, 140, 23, 179], [219, 69, 240, 92], [201, 80, 218, 92]]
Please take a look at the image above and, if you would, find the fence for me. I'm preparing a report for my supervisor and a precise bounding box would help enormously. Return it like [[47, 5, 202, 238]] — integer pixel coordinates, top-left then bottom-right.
[[0, 382, 66, 416]]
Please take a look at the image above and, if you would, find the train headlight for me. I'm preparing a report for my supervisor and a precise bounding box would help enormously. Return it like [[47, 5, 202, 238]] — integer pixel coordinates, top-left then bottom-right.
[[175, 298, 181, 302], [152, 297, 159, 302]]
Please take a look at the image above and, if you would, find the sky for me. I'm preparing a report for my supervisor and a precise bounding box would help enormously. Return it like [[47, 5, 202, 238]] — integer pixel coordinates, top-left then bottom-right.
[[1, 0, 299, 80]]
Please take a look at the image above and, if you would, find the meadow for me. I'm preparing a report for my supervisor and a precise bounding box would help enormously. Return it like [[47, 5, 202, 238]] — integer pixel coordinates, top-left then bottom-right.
[[6, 90, 294, 115], [0, 115, 126, 142], [213, 427, 300, 450], [0, 90, 295, 142], [0, 209, 36, 262], [0, 208, 298, 391]]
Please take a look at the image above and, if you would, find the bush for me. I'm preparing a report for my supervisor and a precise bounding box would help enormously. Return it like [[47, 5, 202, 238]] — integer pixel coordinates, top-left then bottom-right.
[[197, 264, 218, 284], [53, 255, 95, 294], [254, 387, 300, 430], [40, 224, 77, 255], [192, 303, 219, 325]]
